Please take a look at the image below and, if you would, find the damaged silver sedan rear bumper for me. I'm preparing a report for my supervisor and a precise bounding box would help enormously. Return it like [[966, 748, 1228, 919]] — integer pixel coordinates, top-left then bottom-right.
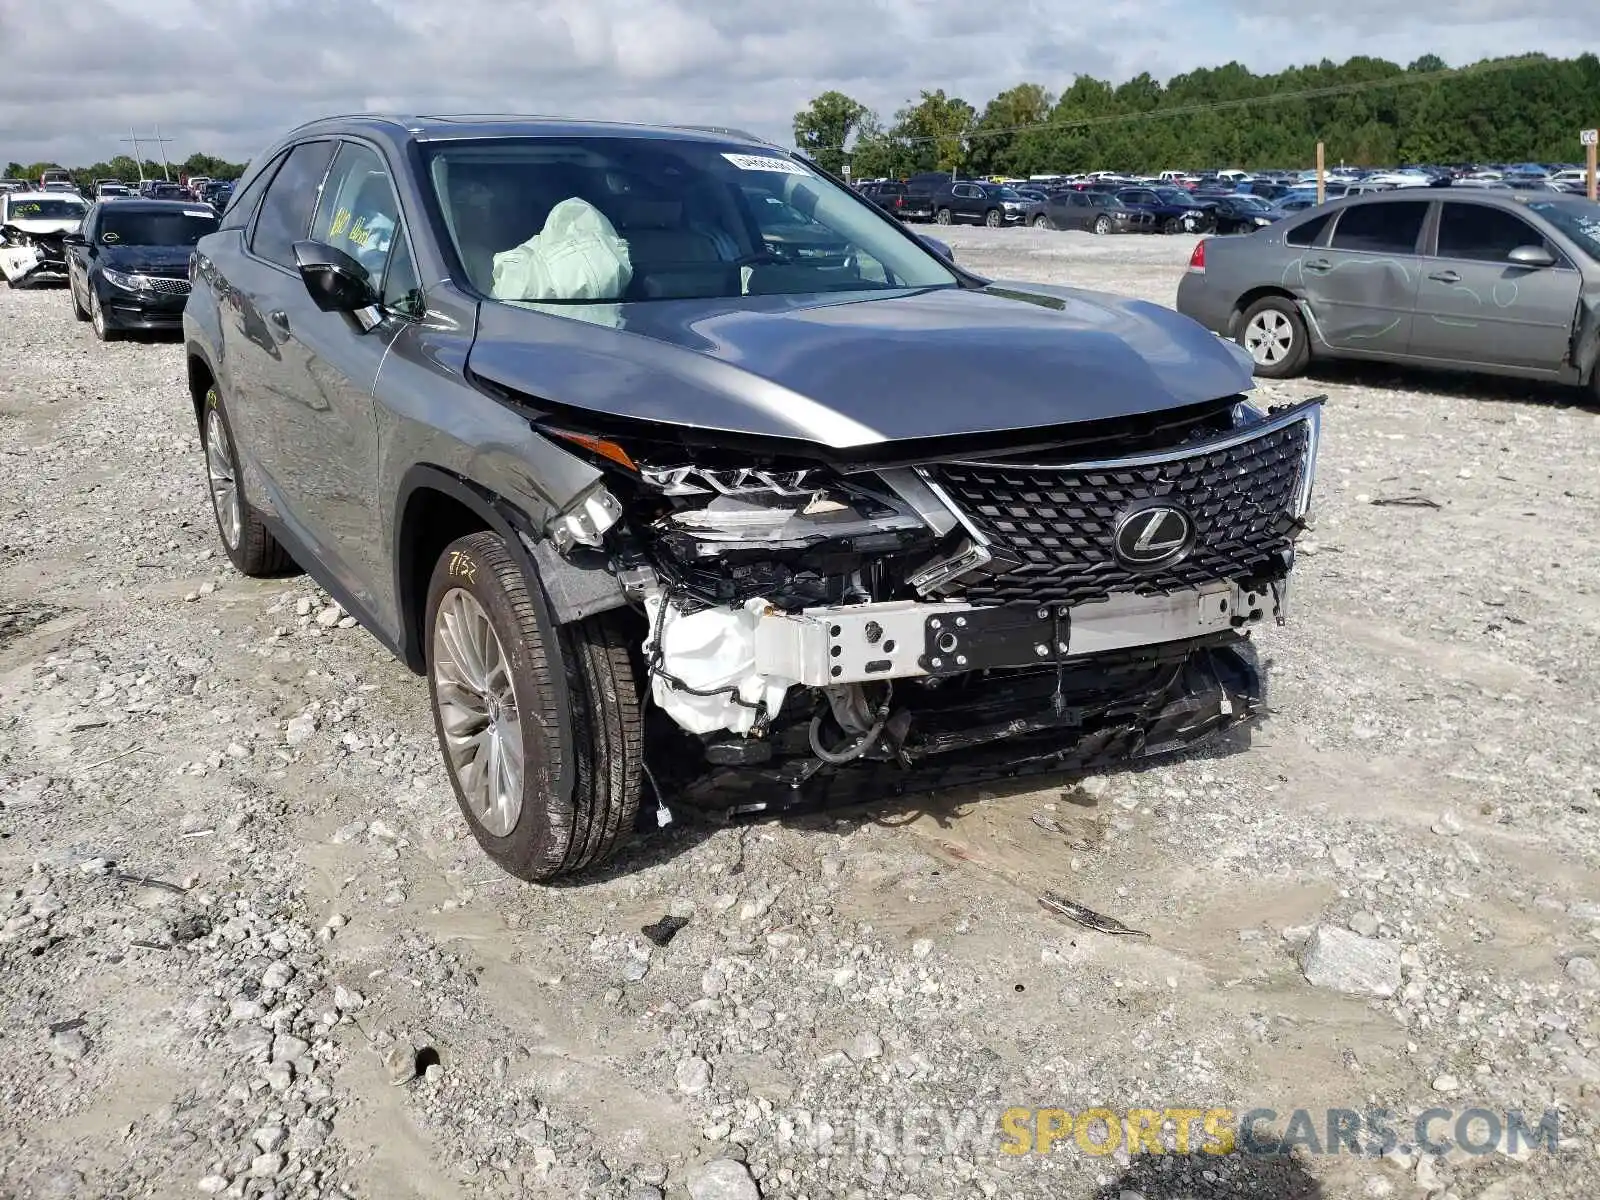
[[754, 579, 1284, 687]]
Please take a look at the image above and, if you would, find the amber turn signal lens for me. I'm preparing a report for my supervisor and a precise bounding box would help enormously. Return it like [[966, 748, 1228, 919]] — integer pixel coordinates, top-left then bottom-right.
[[548, 429, 637, 471]]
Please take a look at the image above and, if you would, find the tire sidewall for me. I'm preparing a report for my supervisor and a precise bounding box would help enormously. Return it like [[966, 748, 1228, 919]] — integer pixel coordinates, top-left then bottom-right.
[[1239, 298, 1310, 379], [424, 534, 567, 880]]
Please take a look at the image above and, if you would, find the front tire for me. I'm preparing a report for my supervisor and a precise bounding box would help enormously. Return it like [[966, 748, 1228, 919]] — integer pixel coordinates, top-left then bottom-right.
[[1237, 296, 1311, 379], [984, 209, 1002, 228], [426, 532, 643, 882], [89, 290, 117, 341], [934, 208, 952, 226], [1032, 214, 1050, 229], [1093, 215, 1112, 235], [70, 279, 89, 321], [201, 386, 298, 576]]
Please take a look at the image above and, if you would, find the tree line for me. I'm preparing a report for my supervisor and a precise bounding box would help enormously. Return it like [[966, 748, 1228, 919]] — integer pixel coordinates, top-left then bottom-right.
[[793, 53, 1600, 178], [4, 152, 247, 190]]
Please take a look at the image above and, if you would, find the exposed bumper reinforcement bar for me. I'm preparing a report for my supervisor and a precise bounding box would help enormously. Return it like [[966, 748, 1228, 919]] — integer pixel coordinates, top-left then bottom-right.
[[753, 579, 1284, 687]]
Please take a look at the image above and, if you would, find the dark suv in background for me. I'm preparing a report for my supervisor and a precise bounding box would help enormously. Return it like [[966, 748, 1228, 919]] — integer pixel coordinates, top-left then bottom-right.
[[184, 114, 1321, 881]]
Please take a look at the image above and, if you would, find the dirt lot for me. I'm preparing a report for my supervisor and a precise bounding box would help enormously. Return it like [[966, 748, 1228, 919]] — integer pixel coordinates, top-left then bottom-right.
[[1, 226, 1598, 1200]]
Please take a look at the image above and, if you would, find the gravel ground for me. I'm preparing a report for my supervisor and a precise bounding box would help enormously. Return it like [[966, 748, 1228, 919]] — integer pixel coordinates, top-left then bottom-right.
[[2, 227, 1599, 1200]]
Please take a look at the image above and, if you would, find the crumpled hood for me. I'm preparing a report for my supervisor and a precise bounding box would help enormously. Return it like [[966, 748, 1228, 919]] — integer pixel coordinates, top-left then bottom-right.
[[99, 243, 193, 274], [4, 217, 82, 236], [468, 281, 1255, 448]]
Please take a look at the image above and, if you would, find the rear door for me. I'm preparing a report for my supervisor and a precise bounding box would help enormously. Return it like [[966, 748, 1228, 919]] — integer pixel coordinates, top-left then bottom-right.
[[1300, 199, 1429, 355], [1410, 200, 1580, 372]]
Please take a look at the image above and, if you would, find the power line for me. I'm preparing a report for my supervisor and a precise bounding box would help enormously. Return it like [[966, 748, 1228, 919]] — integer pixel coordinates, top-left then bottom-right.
[[828, 55, 1549, 152]]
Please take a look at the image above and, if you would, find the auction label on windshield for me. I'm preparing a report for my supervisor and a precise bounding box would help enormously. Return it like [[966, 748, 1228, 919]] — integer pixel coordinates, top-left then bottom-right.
[[722, 153, 812, 176]]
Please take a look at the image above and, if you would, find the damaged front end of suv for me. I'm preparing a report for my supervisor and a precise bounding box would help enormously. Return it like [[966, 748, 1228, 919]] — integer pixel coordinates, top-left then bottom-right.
[[526, 388, 1321, 816]]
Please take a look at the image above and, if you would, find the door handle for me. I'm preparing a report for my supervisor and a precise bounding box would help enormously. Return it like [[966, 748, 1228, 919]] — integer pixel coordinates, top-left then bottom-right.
[[1428, 270, 1461, 284], [1303, 258, 1331, 272]]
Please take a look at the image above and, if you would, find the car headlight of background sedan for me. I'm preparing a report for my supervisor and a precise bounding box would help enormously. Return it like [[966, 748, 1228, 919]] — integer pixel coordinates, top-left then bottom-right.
[[101, 267, 155, 292]]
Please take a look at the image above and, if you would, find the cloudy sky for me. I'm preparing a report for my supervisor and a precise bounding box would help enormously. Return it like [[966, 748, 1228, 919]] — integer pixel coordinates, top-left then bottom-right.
[[3, 0, 1596, 170]]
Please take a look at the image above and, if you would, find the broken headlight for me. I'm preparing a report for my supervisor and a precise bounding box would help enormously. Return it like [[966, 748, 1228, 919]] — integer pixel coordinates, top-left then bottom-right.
[[650, 473, 926, 557]]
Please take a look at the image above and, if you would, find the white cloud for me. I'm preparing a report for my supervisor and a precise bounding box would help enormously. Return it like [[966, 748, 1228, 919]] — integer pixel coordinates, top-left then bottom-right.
[[0, 0, 1594, 168]]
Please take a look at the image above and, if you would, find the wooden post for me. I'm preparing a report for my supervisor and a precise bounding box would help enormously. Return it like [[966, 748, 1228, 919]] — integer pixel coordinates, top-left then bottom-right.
[[1316, 142, 1326, 205], [1589, 138, 1598, 202]]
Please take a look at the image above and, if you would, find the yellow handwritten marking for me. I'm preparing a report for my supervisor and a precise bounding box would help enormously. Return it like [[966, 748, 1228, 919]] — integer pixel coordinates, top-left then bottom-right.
[[328, 208, 351, 239], [447, 551, 478, 584]]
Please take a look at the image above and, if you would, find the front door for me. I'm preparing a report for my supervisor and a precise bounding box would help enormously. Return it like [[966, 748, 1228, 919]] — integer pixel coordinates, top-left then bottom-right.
[[1409, 200, 1581, 373], [1299, 198, 1430, 355]]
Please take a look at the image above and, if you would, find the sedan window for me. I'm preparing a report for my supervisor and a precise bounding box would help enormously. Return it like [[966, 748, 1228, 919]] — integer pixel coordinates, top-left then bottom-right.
[[424, 137, 958, 303], [1285, 212, 1333, 247], [1436, 203, 1546, 263], [1329, 201, 1428, 254]]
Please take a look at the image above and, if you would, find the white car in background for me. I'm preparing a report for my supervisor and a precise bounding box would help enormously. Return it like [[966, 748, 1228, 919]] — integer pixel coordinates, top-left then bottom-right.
[[0, 190, 89, 287]]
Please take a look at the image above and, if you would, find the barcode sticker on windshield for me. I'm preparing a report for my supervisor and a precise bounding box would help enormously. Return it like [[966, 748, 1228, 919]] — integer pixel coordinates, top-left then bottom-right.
[[722, 153, 811, 176], [185, 209, 212, 217]]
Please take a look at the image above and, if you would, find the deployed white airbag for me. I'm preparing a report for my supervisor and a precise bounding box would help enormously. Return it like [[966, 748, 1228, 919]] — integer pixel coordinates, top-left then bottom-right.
[[490, 197, 632, 302], [642, 595, 794, 737]]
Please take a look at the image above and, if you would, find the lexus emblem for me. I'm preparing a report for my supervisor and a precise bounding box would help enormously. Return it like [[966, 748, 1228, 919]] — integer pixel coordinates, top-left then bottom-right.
[[1112, 504, 1195, 569]]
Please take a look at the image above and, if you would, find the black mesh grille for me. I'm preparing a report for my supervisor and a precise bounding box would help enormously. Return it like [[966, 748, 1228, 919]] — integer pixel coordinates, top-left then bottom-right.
[[930, 420, 1309, 606]]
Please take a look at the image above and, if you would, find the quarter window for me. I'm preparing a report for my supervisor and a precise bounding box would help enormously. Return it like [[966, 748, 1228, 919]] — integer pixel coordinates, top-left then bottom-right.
[[1329, 201, 1428, 254], [219, 151, 285, 232], [1437, 203, 1548, 263], [1285, 212, 1332, 247], [250, 140, 336, 268]]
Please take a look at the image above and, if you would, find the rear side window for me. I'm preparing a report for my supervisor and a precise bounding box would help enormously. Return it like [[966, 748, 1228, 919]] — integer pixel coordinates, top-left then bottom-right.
[[250, 140, 336, 268], [1329, 201, 1428, 254], [1285, 212, 1332, 247], [1437, 203, 1546, 263], [219, 152, 285, 232]]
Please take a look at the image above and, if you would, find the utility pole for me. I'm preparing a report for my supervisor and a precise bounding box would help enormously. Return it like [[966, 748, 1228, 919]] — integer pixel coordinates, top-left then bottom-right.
[[1584, 128, 1598, 202], [150, 125, 174, 181], [118, 129, 145, 182], [1316, 141, 1325, 205]]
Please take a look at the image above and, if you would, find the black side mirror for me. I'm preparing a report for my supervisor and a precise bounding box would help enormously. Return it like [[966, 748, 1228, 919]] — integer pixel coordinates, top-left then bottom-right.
[[292, 240, 378, 313], [61, 231, 87, 246], [919, 234, 955, 262], [1507, 244, 1555, 268]]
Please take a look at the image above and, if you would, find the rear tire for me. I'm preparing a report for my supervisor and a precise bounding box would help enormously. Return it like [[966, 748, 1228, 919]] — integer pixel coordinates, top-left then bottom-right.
[[426, 531, 643, 882], [1237, 296, 1311, 379], [71, 280, 89, 321], [201, 385, 298, 576]]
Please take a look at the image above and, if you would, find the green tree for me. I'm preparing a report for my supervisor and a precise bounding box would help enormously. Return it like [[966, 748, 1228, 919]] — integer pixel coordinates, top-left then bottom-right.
[[968, 83, 1052, 175], [792, 91, 868, 175], [891, 90, 976, 174]]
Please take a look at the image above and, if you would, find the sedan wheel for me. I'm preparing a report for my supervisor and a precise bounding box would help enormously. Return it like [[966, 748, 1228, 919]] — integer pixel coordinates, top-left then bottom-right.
[[432, 586, 525, 839], [1237, 296, 1311, 379], [1032, 214, 1050, 229], [89, 291, 116, 341], [1093, 215, 1112, 235]]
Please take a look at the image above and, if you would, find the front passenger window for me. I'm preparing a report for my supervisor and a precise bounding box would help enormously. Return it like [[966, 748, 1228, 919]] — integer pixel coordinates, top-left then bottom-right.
[[311, 143, 402, 282]]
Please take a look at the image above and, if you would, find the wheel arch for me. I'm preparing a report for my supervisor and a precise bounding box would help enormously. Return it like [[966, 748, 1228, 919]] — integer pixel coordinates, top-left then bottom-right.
[[185, 346, 217, 432], [394, 464, 578, 814], [1227, 286, 1301, 338]]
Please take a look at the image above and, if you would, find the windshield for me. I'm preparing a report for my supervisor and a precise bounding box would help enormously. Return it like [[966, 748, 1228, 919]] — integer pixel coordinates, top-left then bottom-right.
[[1155, 188, 1192, 205], [98, 209, 219, 246], [7, 198, 86, 221], [1526, 199, 1600, 261], [985, 185, 1023, 200], [1231, 195, 1271, 211], [425, 137, 959, 304]]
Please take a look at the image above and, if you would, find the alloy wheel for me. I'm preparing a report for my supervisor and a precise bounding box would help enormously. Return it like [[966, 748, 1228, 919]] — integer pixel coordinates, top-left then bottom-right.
[[432, 588, 524, 838], [90, 292, 106, 338], [1094, 215, 1111, 235], [985, 209, 1001, 228], [203, 407, 242, 550], [935, 209, 951, 225], [1244, 309, 1295, 366]]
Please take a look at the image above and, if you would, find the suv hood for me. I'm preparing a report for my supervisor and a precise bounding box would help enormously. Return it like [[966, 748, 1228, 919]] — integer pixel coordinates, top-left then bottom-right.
[[468, 282, 1255, 449]]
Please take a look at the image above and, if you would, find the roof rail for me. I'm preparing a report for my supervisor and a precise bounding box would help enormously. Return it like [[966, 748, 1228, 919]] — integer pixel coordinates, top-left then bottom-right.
[[673, 124, 769, 144]]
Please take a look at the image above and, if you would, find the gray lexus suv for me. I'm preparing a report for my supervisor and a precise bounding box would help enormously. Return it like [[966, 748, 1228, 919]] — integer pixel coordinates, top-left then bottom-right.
[[183, 115, 1323, 880]]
